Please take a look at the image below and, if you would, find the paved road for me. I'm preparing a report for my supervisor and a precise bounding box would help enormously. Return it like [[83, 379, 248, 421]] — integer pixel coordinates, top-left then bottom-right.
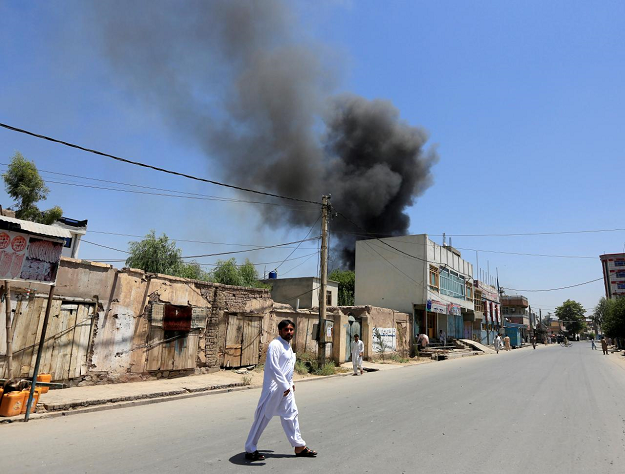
[[2, 342, 625, 473]]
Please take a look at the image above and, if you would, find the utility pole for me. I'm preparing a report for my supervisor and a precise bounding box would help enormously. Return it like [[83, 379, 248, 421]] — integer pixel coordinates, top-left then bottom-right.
[[318, 195, 330, 366]]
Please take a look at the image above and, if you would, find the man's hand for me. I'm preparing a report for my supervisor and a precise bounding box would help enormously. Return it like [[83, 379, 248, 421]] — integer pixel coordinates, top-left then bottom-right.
[[283, 388, 290, 397], [292, 384, 295, 392]]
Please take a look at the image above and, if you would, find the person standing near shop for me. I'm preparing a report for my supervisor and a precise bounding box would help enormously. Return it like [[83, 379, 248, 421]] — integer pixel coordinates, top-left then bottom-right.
[[351, 334, 364, 376]]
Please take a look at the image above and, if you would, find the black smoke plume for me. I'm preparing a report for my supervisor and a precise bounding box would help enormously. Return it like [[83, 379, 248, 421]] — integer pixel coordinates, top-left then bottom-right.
[[90, 0, 438, 268]]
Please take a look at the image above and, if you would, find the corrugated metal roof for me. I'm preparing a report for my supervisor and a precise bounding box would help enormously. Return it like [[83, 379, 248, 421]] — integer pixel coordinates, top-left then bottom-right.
[[0, 215, 72, 239]]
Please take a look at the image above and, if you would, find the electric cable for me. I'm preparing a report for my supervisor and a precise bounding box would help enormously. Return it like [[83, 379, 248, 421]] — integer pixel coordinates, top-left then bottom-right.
[[501, 277, 603, 292], [274, 215, 321, 271], [0, 122, 322, 205]]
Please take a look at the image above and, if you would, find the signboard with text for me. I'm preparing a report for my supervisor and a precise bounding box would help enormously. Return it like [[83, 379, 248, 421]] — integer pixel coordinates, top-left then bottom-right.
[[0, 230, 63, 284]]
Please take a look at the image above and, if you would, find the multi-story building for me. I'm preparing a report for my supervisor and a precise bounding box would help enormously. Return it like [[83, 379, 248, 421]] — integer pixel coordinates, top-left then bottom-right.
[[473, 280, 500, 344], [354, 234, 474, 341], [599, 253, 625, 299], [501, 294, 531, 341]]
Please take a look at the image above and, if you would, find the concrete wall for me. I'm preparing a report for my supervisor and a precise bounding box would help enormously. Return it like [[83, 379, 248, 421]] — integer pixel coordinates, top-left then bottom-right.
[[355, 235, 475, 316], [355, 234, 428, 314], [264, 277, 338, 309]]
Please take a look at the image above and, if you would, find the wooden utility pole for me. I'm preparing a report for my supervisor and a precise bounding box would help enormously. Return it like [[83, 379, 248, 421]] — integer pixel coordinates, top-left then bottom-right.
[[4, 281, 12, 378], [317, 195, 330, 366]]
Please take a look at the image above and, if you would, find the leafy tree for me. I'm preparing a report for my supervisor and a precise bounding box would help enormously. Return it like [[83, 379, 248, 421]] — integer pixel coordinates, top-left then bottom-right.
[[602, 298, 625, 340], [3, 151, 63, 224], [592, 297, 609, 332], [555, 299, 587, 335], [126, 230, 208, 280], [329, 268, 355, 306], [210, 258, 268, 288]]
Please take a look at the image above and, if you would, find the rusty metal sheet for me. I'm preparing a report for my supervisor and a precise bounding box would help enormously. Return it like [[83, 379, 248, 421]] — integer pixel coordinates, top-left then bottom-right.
[[163, 305, 192, 331]]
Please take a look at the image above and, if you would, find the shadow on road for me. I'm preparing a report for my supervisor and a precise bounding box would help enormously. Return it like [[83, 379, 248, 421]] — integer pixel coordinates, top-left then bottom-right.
[[229, 450, 294, 466]]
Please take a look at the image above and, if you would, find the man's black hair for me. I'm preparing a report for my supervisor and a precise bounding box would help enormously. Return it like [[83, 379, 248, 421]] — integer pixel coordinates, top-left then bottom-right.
[[354, 334, 360, 338], [278, 319, 295, 331]]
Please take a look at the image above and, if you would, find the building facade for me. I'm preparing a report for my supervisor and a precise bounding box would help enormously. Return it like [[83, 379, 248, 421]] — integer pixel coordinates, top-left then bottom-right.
[[355, 234, 474, 342], [600, 253, 625, 299], [261, 276, 338, 309], [501, 295, 530, 342]]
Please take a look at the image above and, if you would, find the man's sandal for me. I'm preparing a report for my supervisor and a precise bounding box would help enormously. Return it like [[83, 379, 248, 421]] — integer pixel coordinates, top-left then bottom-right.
[[295, 447, 318, 457], [245, 451, 266, 461]]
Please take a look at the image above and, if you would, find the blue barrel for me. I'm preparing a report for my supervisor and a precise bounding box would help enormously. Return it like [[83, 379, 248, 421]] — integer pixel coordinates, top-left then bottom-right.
[[268, 270, 278, 279]]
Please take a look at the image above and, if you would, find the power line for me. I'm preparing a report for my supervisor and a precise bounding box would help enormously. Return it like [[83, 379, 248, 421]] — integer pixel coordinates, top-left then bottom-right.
[[0, 122, 321, 205], [87, 230, 318, 249], [81, 236, 320, 259], [333, 228, 625, 238], [274, 215, 321, 271], [86, 250, 321, 267], [280, 251, 320, 276], [501, 277, 603, 293]]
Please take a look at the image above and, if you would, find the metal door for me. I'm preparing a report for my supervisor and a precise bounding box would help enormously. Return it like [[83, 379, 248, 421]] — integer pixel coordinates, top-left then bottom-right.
[[345, 315, 361, 361]]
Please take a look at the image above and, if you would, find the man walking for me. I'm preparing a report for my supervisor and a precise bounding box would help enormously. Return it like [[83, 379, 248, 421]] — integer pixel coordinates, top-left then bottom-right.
[[504, 335, 511, 351], [591, 337, 597, 350], [494, 333, 502, 354], [601, 336, 608, 355], [439, 329, 446, 347], [244, 319, 317, 461], [351, 334, 364, 376]]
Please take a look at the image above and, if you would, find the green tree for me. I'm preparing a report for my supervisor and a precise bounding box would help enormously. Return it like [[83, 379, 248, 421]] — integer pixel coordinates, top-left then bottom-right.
[[210, 258, 268, 288], [592, 297, 610, 332], [125, 230, 208, 280], [555, 299, 587, 335], [3, 152, 63, 224], [602, 298, 625, 340], [329, 268, 355, 306]]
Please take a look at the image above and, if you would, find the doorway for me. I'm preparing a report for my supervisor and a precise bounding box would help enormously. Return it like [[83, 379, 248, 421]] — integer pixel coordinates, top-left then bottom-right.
[[345, 314, 361, 361]]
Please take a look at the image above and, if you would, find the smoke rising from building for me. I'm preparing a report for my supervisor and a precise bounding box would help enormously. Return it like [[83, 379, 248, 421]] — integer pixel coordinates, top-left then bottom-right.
[[90, 0, 438, 268]]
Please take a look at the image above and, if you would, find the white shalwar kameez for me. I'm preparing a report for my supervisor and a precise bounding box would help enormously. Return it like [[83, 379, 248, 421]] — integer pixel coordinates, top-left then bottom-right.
[[245, 336, 306, 454], [351, 340, 364, 374]]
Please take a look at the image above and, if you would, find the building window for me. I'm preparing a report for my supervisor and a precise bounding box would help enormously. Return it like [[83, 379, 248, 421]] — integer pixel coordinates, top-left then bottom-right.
[[474, 290, 484, 312], [466, 283, 473, 300], [326, 290, 332, 306], [616, 271, 625, 278], [429, 265, 439, 290], [440, 268, 465, 299], [63, 237, 73, 248], [615, 261, 625, 267]]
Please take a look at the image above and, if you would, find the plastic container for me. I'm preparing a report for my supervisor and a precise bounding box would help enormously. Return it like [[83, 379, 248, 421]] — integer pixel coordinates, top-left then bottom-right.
[[0, 391, 26, 417], [20, 388, 41, 414], [37, 373, 52, 393]]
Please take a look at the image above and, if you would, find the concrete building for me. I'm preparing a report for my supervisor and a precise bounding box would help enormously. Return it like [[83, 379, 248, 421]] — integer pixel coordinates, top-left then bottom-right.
[[262, 276, 338, 309], [52, 217, 88, 258], [354, 234, 474, 342], [599, 253, 625, 299], [473, 280, 500, 345], [501, 295, 530, 341]]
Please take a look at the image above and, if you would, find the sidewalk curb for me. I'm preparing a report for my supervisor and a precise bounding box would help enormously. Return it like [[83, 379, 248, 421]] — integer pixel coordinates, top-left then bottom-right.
[[1, 354, 479, 423]]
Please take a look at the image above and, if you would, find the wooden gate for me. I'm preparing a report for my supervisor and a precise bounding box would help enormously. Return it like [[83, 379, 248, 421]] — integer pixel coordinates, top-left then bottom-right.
[[223, 315, 262, 368], [3, 297, 96, 381]]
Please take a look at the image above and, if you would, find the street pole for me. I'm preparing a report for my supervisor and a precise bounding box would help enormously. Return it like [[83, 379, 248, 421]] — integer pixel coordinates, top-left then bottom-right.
[[4, 281, 12, 378], [24, 284, 55, 421], [318, 195, 330, 366]]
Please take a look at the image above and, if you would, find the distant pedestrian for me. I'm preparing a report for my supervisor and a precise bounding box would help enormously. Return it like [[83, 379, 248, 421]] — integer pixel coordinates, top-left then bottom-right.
[[494, 334, 502, 354], [591, 338, 597, 350], [601, 337, 608, 355], [244, 319, 317, 461], [351, 334, 364, 376], [532, 336, 536, 350], [439, 330, 446, 347], [504, 335, 511, 351], [417, 333, 429, 350]]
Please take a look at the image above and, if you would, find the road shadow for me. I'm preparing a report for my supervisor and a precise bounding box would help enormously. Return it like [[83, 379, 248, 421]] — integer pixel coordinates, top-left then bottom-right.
[[229, 450, 294, 466]]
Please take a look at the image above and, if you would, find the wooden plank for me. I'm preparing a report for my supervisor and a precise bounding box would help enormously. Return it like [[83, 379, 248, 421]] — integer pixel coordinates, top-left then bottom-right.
[[161, 337, 176, 371], [241, 318, 261, 366], [51, 305, 77, 381], [11, 297, 31, 376], [129, 311, 150, 374], [38, 300, 63, 378], [224, 315, 244, 367], [68, 305, 91, 379], [146, 327, 164, 371], [27, 298, 47, 377]]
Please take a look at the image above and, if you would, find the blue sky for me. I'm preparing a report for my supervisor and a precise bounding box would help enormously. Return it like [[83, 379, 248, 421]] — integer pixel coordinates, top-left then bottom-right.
[[1, 0, 623, 316]]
